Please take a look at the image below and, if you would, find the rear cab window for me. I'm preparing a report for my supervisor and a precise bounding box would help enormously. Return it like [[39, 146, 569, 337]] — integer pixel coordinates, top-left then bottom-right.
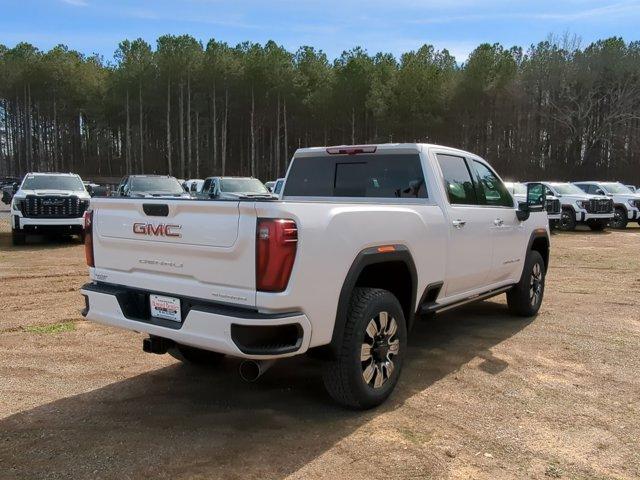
[[284, 153, 427, 199]]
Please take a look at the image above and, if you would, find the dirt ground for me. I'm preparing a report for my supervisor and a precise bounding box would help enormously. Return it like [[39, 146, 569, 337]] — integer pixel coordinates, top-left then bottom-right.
[[0, 209, 639, 480]]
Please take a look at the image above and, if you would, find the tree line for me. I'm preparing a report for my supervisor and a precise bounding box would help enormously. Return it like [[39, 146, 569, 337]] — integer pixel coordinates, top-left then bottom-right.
[[0, 35, 639, 184]]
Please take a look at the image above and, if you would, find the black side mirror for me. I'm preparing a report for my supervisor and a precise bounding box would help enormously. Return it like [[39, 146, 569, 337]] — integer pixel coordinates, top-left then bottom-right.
[[517, 183, 546, 221]]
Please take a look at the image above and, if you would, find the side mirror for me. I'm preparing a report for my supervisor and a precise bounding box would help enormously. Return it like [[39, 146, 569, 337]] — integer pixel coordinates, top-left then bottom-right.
[[595, 189, 604, 195], [517, 183, 545, 221]]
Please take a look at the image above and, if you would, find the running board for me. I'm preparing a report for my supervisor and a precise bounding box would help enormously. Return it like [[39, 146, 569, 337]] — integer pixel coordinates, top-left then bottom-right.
[[420, 285, 513, 315]]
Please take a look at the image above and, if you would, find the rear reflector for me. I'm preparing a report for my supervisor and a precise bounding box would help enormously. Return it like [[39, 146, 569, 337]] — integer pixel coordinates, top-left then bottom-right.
[[256, 218, 297, 292], [84, 210, 95, 267], [326, 145, 377, 155]]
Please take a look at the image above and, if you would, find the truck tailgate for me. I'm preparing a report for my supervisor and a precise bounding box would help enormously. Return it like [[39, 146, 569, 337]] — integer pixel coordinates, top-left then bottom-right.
[[90, 198, 258, 307]]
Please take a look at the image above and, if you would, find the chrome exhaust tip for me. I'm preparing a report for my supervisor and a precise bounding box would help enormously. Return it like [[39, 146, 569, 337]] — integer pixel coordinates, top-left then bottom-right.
[[238, 359, 275, 382]]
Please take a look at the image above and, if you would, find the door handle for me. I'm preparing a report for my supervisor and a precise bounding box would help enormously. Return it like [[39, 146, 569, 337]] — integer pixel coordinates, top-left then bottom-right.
[[452, 219, 466, 229], [493, 218, 504, 227]]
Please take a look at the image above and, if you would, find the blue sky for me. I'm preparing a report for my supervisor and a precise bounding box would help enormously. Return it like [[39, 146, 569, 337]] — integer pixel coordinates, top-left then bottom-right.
[[2, 0, 639, 63]]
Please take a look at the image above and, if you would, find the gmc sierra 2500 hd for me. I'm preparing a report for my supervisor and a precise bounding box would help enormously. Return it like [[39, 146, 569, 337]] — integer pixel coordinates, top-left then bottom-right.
[[81, 143, 550, 409]]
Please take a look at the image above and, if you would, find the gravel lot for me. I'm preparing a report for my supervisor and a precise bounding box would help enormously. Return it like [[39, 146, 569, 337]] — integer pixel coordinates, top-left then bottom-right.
[[0, 214, 639, 480]]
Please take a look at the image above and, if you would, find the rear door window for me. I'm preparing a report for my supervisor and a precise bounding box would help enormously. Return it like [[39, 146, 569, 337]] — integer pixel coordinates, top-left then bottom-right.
[[436, 154, 478, 205], [284, 154, 427, 198]]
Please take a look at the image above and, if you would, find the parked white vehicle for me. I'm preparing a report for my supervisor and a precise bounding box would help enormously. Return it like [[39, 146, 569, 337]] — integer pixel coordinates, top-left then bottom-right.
[[530, 182, 613, 231], [81, 143, 550, 408], [505, 182, 561, 225], [573, 182, 640, 229], [10, 172, 90, 245]]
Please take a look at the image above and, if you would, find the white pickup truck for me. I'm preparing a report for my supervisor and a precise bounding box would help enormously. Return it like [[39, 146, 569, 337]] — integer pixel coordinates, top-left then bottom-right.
[[81, 143, 550, 409], [11, 172, 91, 245], [573, 181, 640, 229]]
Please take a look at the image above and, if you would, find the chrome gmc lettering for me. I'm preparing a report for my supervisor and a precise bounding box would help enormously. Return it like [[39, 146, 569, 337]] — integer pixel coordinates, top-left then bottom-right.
[[133, 222, 182, 238]]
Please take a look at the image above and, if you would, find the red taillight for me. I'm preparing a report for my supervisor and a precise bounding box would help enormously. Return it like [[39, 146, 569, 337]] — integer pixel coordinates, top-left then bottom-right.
[[256, 218, 297, 292], [326, 145, 377, 155], [84, 210, 95, 267]]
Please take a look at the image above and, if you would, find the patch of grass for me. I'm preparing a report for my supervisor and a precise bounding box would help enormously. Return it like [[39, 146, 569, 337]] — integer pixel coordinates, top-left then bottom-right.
[[545, 464, 563, 478], [25, 321, 76, 334]]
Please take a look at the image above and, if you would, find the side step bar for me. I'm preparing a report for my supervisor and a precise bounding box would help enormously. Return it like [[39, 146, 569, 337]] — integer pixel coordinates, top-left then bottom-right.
[[420, 285, 513, 315]]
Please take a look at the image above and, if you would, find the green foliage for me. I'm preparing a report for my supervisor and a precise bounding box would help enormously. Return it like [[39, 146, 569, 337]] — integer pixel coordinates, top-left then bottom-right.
[[25, 321, 76, 334], [1, 36, 639, 183]]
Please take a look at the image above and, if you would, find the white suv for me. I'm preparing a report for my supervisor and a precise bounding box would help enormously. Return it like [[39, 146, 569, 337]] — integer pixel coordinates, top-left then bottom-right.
[[11, 172, 90, 245], [573, 182, 640, 229]]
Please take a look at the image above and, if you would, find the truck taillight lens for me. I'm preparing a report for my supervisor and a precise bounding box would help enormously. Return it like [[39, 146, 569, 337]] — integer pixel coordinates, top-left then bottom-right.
[[256, 218, 297, 292], [84, 210, 94, 267]]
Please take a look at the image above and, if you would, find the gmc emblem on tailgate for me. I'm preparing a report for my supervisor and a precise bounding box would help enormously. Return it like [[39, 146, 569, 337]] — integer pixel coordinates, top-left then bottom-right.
[[133, 222, 182, 238]]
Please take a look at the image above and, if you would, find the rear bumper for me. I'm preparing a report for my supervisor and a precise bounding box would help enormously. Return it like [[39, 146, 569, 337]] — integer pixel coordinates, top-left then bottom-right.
[[80, 282, 312, 360]]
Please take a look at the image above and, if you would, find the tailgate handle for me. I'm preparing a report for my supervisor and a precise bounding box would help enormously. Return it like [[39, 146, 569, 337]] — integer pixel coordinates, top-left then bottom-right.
[[143, 204, 169, 217]]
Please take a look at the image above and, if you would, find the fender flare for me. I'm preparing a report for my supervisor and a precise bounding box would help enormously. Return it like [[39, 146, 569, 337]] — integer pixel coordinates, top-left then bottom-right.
[[329, 245, 418, 355], [526, 229, 550, 272]]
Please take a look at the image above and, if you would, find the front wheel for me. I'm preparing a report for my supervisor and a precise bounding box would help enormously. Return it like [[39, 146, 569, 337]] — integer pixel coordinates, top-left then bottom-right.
[[610, 207, 628, 229], [323, 288, 407, 409], [507, 250, 546, 317], [558, 209, 576, 231]]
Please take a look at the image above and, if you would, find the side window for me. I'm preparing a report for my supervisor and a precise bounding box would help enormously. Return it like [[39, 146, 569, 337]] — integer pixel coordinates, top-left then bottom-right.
[[471, 160, 513, 207], [436, 154, 478, 205]]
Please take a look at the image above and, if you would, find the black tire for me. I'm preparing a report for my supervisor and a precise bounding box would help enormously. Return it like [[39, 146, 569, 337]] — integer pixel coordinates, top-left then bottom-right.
[[169, 344, 225, 365], [11, 229, 26, 246], [322, 287, 407, 409], [558, 208, 576, 231], [548, 219, 558, 230], [587, 219, 607, 231], [507, 250, 546, 317], [610, 207, 628, 229]]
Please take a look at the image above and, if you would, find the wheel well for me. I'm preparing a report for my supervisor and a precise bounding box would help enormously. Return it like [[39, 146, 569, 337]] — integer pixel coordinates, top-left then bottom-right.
[[531, 236, 549, 271], [354, 261, 413, 323]]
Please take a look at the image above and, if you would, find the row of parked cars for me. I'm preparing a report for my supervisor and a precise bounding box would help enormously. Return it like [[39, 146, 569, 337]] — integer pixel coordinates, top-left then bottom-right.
[[3, 168, 639, 247], [504, 181, 640, 231], [2, 172, 278, 245]]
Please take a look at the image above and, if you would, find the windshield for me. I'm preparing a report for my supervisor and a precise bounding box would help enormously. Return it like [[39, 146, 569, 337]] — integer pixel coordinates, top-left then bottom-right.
[[550, 183, 584, 195], [220, 178, 269, 194], [601, 182, 633, 194], [130, 177, 184, 194], [22, 175, 85, 192]]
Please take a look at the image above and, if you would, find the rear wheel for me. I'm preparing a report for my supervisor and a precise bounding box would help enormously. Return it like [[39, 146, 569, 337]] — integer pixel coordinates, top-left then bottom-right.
[[559, 208, 576, 231], [11, 229, 26, 246], [610, 207, 628, 229], [322, 287, 407, 409], [507, 250, 546, 317], [169, 344, 225, 365]]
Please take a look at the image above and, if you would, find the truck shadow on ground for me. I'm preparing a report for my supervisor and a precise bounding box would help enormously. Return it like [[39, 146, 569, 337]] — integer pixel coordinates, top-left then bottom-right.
[[0, 301, 531, 479], [0, 230, 83, 251]]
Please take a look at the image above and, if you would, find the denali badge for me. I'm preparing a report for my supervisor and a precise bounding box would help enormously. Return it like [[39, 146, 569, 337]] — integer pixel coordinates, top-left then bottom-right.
[[42, 198, 65, 206], [133, 222, 182, 238]]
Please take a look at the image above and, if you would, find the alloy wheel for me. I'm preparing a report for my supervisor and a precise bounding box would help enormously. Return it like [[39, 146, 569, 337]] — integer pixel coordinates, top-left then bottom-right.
[[529, 262, 543, 307], [360, 311, 400, 389]]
